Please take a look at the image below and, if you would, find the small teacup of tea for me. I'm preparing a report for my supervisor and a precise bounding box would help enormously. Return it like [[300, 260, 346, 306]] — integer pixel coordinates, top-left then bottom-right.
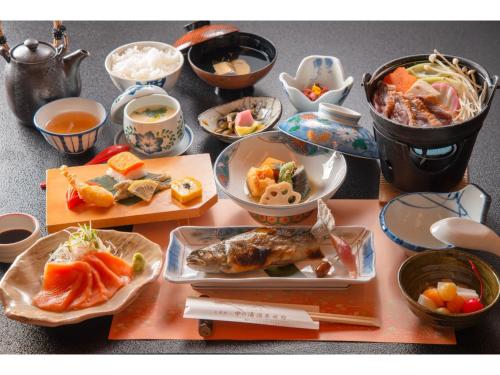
[[0, 213, 40, 264], [123, 94, 184, 156], [34, 97, 108, 154]]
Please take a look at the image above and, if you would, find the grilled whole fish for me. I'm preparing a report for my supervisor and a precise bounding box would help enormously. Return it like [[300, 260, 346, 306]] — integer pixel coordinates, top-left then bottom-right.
[[186, 228, 323, 274]]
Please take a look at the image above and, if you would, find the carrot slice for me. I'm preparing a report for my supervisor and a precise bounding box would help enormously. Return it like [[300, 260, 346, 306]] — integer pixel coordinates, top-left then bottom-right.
[[383, 67, 417, 93]]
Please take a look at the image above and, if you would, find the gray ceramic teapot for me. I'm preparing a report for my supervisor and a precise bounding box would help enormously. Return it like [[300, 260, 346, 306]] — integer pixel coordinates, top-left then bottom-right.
[[0, 22, 89, 126]]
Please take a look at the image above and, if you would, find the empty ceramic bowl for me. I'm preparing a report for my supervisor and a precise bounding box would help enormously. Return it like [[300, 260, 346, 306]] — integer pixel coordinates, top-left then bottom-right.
[[188, 32, 277, 90], [105, 41, 184, 92], [34, 97, 107, 154], [279, 55, 354, 112], [0, 213, 40, 263], [214, 131, 347, 225], [197, 96, 282, 143], [380, 184, 491, 254], [398, 249, 500, 329]]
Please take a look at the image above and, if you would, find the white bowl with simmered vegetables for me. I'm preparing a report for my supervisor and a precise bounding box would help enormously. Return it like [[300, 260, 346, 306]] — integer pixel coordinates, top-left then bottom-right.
[[214, 131, 347, 224]]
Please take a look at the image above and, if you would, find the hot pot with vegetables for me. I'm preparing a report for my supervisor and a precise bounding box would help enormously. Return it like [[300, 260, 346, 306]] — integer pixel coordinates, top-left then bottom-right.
[[363, 50, 498, 192]]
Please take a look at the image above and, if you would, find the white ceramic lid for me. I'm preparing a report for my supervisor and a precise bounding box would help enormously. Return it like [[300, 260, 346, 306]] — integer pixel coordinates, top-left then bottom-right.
[[110, 84, 167, 125]]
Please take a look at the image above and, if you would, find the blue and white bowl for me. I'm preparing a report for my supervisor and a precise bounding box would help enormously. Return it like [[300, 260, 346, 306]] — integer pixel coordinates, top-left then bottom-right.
[[380, 184, 491, 254], [279, 55, 354, 113], [105, 41, 184, 92], [34, 97, 107, 154], [214, 131, 347, 224]]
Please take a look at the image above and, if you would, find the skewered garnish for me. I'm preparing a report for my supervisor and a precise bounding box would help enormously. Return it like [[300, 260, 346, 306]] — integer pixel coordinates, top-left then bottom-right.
[[171, 177, 203, 203], [60, 165, 115, 208], [303, 83, 329, 101]]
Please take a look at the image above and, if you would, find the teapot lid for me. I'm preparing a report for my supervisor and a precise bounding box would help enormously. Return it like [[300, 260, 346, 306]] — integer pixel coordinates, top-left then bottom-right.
[[11, 39, 56, 63], [173, 21, 239, 53]]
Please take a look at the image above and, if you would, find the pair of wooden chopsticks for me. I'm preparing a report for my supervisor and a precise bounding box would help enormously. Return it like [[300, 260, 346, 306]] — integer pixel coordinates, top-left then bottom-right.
[[308, 312, 380, 328]]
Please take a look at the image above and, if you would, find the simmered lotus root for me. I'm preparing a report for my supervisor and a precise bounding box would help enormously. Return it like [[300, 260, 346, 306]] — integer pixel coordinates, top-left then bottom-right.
[[259, 181, 301, 205]]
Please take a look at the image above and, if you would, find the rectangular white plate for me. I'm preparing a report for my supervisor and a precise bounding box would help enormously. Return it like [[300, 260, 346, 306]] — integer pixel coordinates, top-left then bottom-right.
[[164, 225, 376, 289]]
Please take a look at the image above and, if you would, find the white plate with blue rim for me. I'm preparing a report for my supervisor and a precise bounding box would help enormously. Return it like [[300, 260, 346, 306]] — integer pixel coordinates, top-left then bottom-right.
[[379, 184, 491, 254], [164, 225, 376, 289], [114, 124, 193, 158]]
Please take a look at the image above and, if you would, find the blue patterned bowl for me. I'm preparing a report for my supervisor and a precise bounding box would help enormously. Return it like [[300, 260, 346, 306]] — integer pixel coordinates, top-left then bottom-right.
[[214, 131, 347, 223], [380, 184, 491, 254], [279, 55, 354, 112], [34, 98, 107, 154], [278, 103, 379, 159]]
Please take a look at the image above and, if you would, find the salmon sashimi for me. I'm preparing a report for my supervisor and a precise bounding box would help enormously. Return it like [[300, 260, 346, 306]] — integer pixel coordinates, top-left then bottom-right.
[[81, 253, 127, 296], [34, 251, 133, 312], [92, 251, 133, 279], [33, 261, 92, 312]]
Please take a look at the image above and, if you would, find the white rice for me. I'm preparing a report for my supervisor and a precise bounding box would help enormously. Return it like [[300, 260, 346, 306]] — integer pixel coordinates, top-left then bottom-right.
[[106, 166, 146, 182], [110, 46, 181, 81]]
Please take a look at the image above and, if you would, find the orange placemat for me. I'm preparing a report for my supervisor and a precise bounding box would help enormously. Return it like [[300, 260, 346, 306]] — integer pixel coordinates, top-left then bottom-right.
[[109, 199, 455, 344]]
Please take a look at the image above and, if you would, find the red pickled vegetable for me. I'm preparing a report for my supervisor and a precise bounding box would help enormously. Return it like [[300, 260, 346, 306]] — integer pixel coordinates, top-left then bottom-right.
[[40, 145, 130, 190], [462, 298, 484, 313], [329, 233, 357, 277]]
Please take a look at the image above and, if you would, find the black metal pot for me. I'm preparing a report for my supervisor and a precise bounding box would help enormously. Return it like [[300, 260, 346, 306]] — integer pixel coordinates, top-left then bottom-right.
[[362, 54, 499, 192]]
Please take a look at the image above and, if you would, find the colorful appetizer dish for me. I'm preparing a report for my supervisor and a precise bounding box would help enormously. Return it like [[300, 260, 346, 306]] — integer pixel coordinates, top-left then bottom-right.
[[188, 31, 277, 90], [197, 96, 282, 143], [214, 131, 346, 225], [398, 249, 499, 329], [0, 226, 162, 326], [165, 201, 375, 288], [279, 55, 353, 112], [105, 41, 184, 92], [363, 50, 498, 192], [45, 153, 217, 233], [380, 184, 490, 254], [34, 97, 108, 154]]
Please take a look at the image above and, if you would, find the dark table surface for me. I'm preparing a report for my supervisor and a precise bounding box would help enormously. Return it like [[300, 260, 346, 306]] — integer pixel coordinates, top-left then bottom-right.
[[0, 21, 499, 354]]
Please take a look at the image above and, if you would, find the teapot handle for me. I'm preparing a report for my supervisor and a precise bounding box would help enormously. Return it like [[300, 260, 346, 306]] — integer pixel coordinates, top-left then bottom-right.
[[0, 21, 10, 51], [0, 20, 68, 53], [52, 20, 69, 52]]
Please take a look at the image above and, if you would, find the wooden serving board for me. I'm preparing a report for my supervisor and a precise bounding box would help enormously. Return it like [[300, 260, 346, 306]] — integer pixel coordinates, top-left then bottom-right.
[[378, 169, 469, 205], [46, 153, 218, 233]]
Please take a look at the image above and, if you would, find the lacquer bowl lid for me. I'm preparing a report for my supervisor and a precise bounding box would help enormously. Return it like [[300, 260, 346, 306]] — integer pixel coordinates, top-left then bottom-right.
[[173, 21, 239, 53], [278, 103, 379, 159]]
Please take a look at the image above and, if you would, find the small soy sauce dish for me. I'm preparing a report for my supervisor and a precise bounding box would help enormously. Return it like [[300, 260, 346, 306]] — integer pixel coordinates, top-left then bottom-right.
[[0, 213, 40, 263]]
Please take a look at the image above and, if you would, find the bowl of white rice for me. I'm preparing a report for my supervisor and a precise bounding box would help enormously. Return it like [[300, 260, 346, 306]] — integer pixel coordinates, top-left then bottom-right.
[[105, 41, 184, 92]]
